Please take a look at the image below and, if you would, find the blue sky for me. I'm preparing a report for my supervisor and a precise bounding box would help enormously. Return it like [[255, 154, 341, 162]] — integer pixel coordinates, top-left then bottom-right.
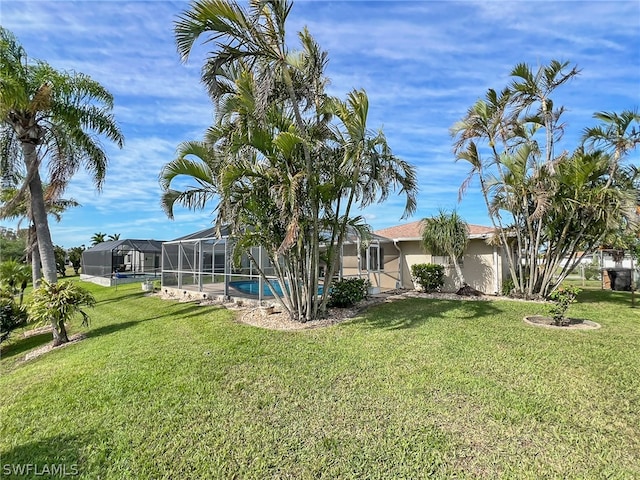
[[2, 0, 639, 248]]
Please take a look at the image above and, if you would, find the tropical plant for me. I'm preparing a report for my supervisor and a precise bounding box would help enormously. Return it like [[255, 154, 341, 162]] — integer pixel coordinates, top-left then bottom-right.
[[107, 233, 120, 241], [420, 209, 469, 289], [0, 259, 30, 305], [410, 263, 445, 293], [28, 280, 95, 346], [583, 259, 600, 281], [163, 0, 416, 322], [0, 181, 79, 284], [90, 232, 107, 246], [0, 27, 124, 286], [67, 246, 84, 275], [0, 227, 26, 262], [0, 287, 28, 344], [54, 245, 67, 277], [501, 277, 515, 296], [452, 60, 639, 298], [582, 109, 640, 187]]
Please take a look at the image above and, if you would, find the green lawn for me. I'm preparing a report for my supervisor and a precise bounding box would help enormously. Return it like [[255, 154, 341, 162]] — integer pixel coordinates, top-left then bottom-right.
[[1, 282, 639, 479]]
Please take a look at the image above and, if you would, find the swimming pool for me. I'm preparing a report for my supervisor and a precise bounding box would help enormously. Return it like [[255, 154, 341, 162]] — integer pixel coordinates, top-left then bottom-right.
[[229, 279, 323, 297]]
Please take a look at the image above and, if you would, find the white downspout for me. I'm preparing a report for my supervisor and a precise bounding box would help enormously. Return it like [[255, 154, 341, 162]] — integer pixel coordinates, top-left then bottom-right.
[[357, 236, 362, 279], [493, 245, 499, 295], [393, 240, 402, 289]]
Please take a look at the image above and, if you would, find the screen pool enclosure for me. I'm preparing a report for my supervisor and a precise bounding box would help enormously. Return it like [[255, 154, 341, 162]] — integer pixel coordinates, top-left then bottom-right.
[[161, 226, 284, 302], [161, 226, 387, 302], [81, 239, 162, 286]]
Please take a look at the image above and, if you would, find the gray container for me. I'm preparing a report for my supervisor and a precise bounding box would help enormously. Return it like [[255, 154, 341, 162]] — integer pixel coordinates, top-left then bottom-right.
[[606, 268, 632, 291]]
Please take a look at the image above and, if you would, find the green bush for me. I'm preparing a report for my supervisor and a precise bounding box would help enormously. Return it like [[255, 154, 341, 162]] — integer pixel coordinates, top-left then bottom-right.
[[501, 277, 515, 296], [29, 280, 95, 345], [54, 245, 67, 277], [328, 278, 369, 308], [0, 289, 28, 344], [583, 260, 601, 281], [411, 263, 444, 292], [548, 285, 581, 326]]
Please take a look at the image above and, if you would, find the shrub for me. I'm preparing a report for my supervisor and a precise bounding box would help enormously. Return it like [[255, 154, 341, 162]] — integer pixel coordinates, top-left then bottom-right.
[[54, 246, 67, 277], [0, 260, 31, 305], [29, 280, 95, 345], [68, 246, 85, 275], [411, 263, 444, 292], [583, 260, 600, 281], [0, 289, 28, 344], [548, 285, 581, 326], [501, 277, 515, 296], [328, 278, 369, 308]]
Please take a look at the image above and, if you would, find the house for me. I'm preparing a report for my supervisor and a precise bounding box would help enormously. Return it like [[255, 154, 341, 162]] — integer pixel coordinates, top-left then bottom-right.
[[159, 220, 508, 300], [339, 220, 507, 295], [81, 239, 163, 286]]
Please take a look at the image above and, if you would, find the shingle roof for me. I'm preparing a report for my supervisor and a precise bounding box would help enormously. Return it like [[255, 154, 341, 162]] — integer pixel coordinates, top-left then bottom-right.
[[374, 220, 494, 240]]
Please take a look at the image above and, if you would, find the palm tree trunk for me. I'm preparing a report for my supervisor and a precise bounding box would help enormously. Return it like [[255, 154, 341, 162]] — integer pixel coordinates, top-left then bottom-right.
[[452, 258, 466, 289], [51, 319, 69, 346], [22, 142, 57, 284], [27, 224, 43, 287]]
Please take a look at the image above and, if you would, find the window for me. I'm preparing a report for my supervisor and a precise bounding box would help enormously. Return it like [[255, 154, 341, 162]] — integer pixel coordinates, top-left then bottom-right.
[[360, 245, 384, 271]]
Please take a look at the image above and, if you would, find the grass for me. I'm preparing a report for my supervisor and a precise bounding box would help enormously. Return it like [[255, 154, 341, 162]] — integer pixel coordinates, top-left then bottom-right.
[[1, 282, 639, 479]]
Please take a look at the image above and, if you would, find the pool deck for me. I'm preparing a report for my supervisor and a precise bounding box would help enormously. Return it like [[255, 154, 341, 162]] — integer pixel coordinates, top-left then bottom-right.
[[160, 282, 277, 306], [81, 273, 160, 287]]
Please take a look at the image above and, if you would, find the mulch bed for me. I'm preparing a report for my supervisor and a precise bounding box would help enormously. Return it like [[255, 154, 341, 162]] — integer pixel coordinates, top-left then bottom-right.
[[22, 332, 87, 362], [524, 315, 601, 330]]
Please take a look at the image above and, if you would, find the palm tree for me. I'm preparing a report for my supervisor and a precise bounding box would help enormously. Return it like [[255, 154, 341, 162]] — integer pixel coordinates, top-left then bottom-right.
[[0, 27, 123, 287], [538, 150, 638, 291], [452, 87, 524, 292], [0, 181, 79, 285], [29, 280, 95, 346], [167, 1, 417, 320], [449, 60, 634, 298], [501, 61, 580, 297], [318, 89, 416, 309], [0, 259, 31, 305], [582, 109, 640, 186], [107, 233, 120, 241], [175, 0, 327, 321], [90, 232, 107, 246], [420, 210, 469, 290]]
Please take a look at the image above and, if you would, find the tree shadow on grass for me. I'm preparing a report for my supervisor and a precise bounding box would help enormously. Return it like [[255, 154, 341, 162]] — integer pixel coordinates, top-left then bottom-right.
[[0, 432, 96, 476], [94, 290, 152, 306], [576, 288, 639, 308], [1, 302, 222, 364], [1, 331, 52, 361], [86, 302, 220, 340], [351, 297, 505, 330]]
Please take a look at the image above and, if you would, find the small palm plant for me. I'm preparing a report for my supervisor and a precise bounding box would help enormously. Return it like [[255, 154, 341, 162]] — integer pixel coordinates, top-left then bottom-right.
[[0, 287, 28, 344], [29, 280, 95, 346], [0, 260, 31, 305], [420, 209, 469, 290]]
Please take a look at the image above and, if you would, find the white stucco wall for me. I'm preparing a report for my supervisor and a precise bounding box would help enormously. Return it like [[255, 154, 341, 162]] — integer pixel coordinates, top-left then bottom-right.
[[339, 237, 505, 294]]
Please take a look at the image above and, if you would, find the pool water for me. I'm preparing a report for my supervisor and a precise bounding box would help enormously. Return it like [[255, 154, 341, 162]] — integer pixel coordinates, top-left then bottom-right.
[[229, 280, 323, 297]]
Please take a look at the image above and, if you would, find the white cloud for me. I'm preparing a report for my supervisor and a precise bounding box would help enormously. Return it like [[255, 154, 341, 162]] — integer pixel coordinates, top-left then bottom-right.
[[2, 0, 638, 248]]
